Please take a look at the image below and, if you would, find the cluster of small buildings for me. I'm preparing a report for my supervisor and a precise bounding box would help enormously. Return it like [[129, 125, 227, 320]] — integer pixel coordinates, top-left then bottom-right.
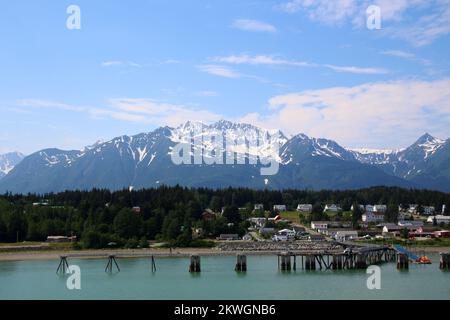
[[400, 204, 446, 216], [310, 221, 357, 241], [254, 204, 287, 212], [361, 205, 387, 223], [380, 220, 450, 239]]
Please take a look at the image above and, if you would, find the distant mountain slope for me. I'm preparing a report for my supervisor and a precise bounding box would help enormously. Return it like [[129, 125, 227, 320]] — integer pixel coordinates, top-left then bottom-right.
[[0, 152, 25, 179], [0, 121, 447, 194], [350, 133, 450, 192]]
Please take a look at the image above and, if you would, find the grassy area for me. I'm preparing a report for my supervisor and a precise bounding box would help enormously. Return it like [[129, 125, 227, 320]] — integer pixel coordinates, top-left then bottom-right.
[[280, 211, 302, 224], [0, 241, 44, 247], [0, 241, 75, 251]]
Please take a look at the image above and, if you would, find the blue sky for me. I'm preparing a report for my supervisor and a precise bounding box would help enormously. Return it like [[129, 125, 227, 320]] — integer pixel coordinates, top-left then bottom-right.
[[1, 0, 450, 154]]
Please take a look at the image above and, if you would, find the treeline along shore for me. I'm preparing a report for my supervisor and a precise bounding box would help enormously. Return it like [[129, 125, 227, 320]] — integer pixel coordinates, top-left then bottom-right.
[[0, 186, 449, 250]]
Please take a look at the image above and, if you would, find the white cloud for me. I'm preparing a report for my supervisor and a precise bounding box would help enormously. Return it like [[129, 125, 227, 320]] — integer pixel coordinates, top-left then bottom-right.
[[18, 98, 222, 128], [213, 54, 314, 67], [324, 64, 389, 75], [107, 98, 221, 126], [232, 19, 277, 33], [212, 54, 387, 74], [385, 3, 450, 46], [195, 91, 218, 97], [279, 0, 450, 46], [381, 50, 431, 65], [280, 0, 360, 25], [198, 64, 242, 78], [101, 60, 141, 67], [161, 59, 181, 65], [381, 50, 415, 59], [240, 78, 450, 148]]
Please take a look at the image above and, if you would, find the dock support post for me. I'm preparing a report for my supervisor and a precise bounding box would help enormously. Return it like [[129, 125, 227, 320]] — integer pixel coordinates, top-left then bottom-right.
[[235, 254, 247, 272], [332, 255, 343, 270], [355, 253, 367, 269], [105, 255, 120, 273], [151, 255, 157, 272], [279, 253, 291, 271], [440, 253, 450, 270], [189, 255, 201, 272], [396, 253, 409, 270], [305, 255, 316, 271], [56, 256, 69, 274]]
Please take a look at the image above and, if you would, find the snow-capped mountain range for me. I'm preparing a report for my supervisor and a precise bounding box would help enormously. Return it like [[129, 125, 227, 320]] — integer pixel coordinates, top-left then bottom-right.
[[1, 121, 449, 193]]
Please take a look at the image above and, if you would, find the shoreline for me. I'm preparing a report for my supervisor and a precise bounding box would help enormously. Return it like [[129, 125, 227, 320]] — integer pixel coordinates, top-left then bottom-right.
[[1, 245, 449, 262], [0, 248, 279, 262]]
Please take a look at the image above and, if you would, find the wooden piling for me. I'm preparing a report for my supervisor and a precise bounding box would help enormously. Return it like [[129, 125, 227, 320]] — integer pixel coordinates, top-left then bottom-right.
[[56, 256, 69, 274], [397, 253, 409, 270], [440, 253, 450, 270], [355, 253, 367, 269], [189, 255, 201, 272], [332, 254, 343, 270], [279, 253, 291, 271], [235, 254, 247, 272], [305, 255, 316, 271], [151, 255, 157, 272], [105, 255, 120, 273]]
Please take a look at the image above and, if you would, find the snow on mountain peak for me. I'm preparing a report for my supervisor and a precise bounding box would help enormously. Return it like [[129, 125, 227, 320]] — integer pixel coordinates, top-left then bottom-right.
[[413, 133, 445, 159], [0, 152, 25, 175]]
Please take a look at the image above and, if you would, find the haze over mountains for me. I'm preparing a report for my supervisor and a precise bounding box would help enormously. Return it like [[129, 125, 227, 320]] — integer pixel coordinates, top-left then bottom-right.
[[1, 121, 449, 194]]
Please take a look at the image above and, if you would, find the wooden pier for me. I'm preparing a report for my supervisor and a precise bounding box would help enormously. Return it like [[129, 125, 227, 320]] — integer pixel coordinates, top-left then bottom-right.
[[278, 246, 396, 271], [52, 245, 445, 275]]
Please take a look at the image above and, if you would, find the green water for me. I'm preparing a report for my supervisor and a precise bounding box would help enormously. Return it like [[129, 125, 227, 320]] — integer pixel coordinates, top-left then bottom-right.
[[0, 255, 449, 300]]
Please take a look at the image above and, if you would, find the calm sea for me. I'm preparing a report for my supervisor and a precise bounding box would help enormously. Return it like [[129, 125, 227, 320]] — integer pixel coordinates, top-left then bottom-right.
[[0, 254, 449, 300]]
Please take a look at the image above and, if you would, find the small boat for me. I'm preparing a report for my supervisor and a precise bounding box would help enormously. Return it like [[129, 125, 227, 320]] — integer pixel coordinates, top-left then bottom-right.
[[417, 256, 432, 264]]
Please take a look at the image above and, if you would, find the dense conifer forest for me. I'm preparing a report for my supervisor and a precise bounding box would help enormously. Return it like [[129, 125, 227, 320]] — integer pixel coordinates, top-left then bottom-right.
[[0, 186, 449, 248]]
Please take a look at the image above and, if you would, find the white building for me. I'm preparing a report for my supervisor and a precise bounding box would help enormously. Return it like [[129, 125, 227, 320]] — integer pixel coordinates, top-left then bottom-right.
[[324, 204, 341, 212], [273, 205, 287, 212], [297, 204, 312, 212], [276, 229, 296, 241], [311, 221, 328, 230], [427, 215, 450, 225], [272, 234, 288, 242], [422, 206, 435, 215], [408, 204, 418, 214], [362, 212, 385, 223], [363, 205, 386, 213], [373, 205, 387, 213], [254, 204, 264, 211], [334, 231, 358, 242], [248, 217, 266, 228]]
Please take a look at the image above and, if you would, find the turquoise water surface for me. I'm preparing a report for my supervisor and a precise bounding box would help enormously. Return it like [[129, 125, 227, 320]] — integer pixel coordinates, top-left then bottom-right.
[[0, 254, 449, 300]]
